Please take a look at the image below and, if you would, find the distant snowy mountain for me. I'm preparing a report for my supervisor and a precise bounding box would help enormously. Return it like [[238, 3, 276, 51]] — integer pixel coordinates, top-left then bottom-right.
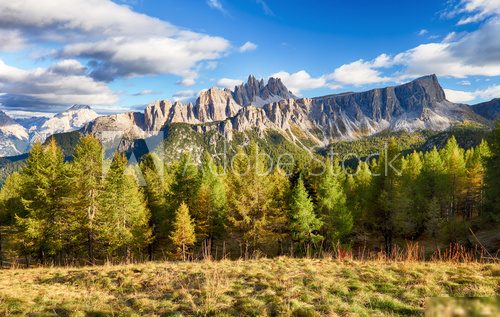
[[0, 111, 30, 157], [29, 105, 99, 143], [0, 105, 99, 157]]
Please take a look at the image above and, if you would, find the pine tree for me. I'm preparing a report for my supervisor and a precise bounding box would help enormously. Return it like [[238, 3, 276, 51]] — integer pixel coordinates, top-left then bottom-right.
[[15, 139, 69, 264], [289, 177, 323, 257], [396, 151, 425, 239], [171, 202, 196, 261], [370, 138, 401, 254], [140, 153, 168, 260], [485, 121, 500, 222], [440, 137, 466, 218], [171, 153, 200, 213], [226, 142, 278, 258], [349, 161, 373, 233], [68, 135, 104, 264], [194, 152, 227, 257], [316, 159, 352, 244], [0, 172, 24, 266], [99, 153, 151, 261], [464, 148, 485, 219]]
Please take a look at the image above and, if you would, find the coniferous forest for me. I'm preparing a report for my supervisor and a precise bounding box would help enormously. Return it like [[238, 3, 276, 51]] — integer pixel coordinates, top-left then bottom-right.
[[0, 121, 498, 267]]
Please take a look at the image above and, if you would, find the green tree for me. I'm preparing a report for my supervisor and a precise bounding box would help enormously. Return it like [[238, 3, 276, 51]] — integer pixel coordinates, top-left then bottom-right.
[[195, 152, 227, 258], [485, 121, 500, 222], [171, 202, 196, 261], [440, 137, 466, 218], [370, 139, 402, 254], [395, 151, 425, 239], [99, 153, 151, 261], [316, 159, 352, 244], [68, 135, 104, 264], [0, 172, 24, 266], [289, 177, 323, 257], [171, 153, 199, 212], [15, 139, 69, 264], [140, 153, 169, 260], [226, 142, 278, 258]]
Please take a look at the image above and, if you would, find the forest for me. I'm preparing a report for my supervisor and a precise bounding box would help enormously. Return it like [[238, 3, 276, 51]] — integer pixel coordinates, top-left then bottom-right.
[[0, 122, 499, 266]]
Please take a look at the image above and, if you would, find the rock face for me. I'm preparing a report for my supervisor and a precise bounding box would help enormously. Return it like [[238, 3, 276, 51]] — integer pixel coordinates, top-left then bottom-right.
[[200, 75, 485, 145], [0, 111, 30, 156], [472, 98, 500, 120], [233, 75, 296, 107], [14, 74, 496, 158]]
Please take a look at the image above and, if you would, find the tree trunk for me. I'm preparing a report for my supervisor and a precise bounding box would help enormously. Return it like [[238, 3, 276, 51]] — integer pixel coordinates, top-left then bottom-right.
[[88, 229, 94, 265]]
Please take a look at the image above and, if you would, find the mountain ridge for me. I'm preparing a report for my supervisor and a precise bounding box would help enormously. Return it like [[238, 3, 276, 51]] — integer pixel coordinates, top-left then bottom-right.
[[0, 74, 498, 158]]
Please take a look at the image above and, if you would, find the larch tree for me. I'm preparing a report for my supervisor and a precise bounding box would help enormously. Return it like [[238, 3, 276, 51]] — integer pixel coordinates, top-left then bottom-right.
[[16, 139, 69, 264], [140, 153, 168, 260], [440, 137, 466, 218], [99, 153, 151, 262], [226, 142, 276, 258], [171, 202, 196, 261], [195, 152, 227, 258], [289, 177, 323, 257], [485, 121, 500, 222], [68, 135, 104, 264], [316, 159, 352, 245]]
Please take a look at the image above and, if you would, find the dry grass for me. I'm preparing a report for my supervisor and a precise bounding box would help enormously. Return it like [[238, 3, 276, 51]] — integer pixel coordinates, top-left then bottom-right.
[[0, 258, 499, 316]]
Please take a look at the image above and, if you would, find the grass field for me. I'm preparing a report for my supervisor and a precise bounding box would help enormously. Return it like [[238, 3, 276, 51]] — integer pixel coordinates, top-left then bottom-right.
[[0, 258, 499, 316]]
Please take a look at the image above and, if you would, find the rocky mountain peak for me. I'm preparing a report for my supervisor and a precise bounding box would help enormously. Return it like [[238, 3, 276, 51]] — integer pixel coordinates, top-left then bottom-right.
[[233, 75, 296, 107], [0, 110, 17, 126], [66, 104, 92, 111]]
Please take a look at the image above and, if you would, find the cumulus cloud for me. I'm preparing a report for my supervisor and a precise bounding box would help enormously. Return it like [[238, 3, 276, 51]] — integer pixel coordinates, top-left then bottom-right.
[[217, 78, 244, 89], [444, 85, 500, 103], [327, 56, 392, 86], [271, 71, 326, 95], [447, 0, 500, 25], [0, 0, 231, 84], [239, 41, 257, 53], [0, 59, 117, 107], [0, 30, 26, 51], [443, 89, 476, 103]]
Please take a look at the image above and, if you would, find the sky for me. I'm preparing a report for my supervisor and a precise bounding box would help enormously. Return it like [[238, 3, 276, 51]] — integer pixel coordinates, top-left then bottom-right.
[[0, 0, 499, 117]]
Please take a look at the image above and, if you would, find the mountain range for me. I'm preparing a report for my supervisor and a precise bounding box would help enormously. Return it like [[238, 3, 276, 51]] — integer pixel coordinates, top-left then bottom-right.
[[0, 74, 498, 158], [0, 105, 98, 156]]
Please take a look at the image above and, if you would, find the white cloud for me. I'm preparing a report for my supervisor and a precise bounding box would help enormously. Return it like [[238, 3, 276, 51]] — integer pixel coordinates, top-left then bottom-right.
[[0, 0, 231, 84], [132, 89, 158, 96], [459, 80, 472, 85], [207, 0, 227, 14], [444, 89, 476, 103], [418, 29, 429, 36], [217, 78, 244, 89], [271, 70, 326, 95], [239, 41, 257, 53], [444, 85, 500, 103], [177, 78, 196, 87], [452, 0, 500, 25], [0, 30, 26, 51], [328, 57, 392, 86], [0, 59, 117, 106], [172, 90, 197, 102]]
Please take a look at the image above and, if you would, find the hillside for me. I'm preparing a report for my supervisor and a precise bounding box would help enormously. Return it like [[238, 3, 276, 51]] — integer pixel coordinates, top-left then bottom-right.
[[0, 259, 498, 316]]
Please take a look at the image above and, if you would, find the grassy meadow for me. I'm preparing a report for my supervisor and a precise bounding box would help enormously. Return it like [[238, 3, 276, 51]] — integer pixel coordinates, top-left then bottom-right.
[[0, 258, 498, 316]]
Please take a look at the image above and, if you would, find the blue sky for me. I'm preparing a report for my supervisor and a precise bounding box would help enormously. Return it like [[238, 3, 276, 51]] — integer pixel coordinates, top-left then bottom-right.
[[0, 0, 499, 116]]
